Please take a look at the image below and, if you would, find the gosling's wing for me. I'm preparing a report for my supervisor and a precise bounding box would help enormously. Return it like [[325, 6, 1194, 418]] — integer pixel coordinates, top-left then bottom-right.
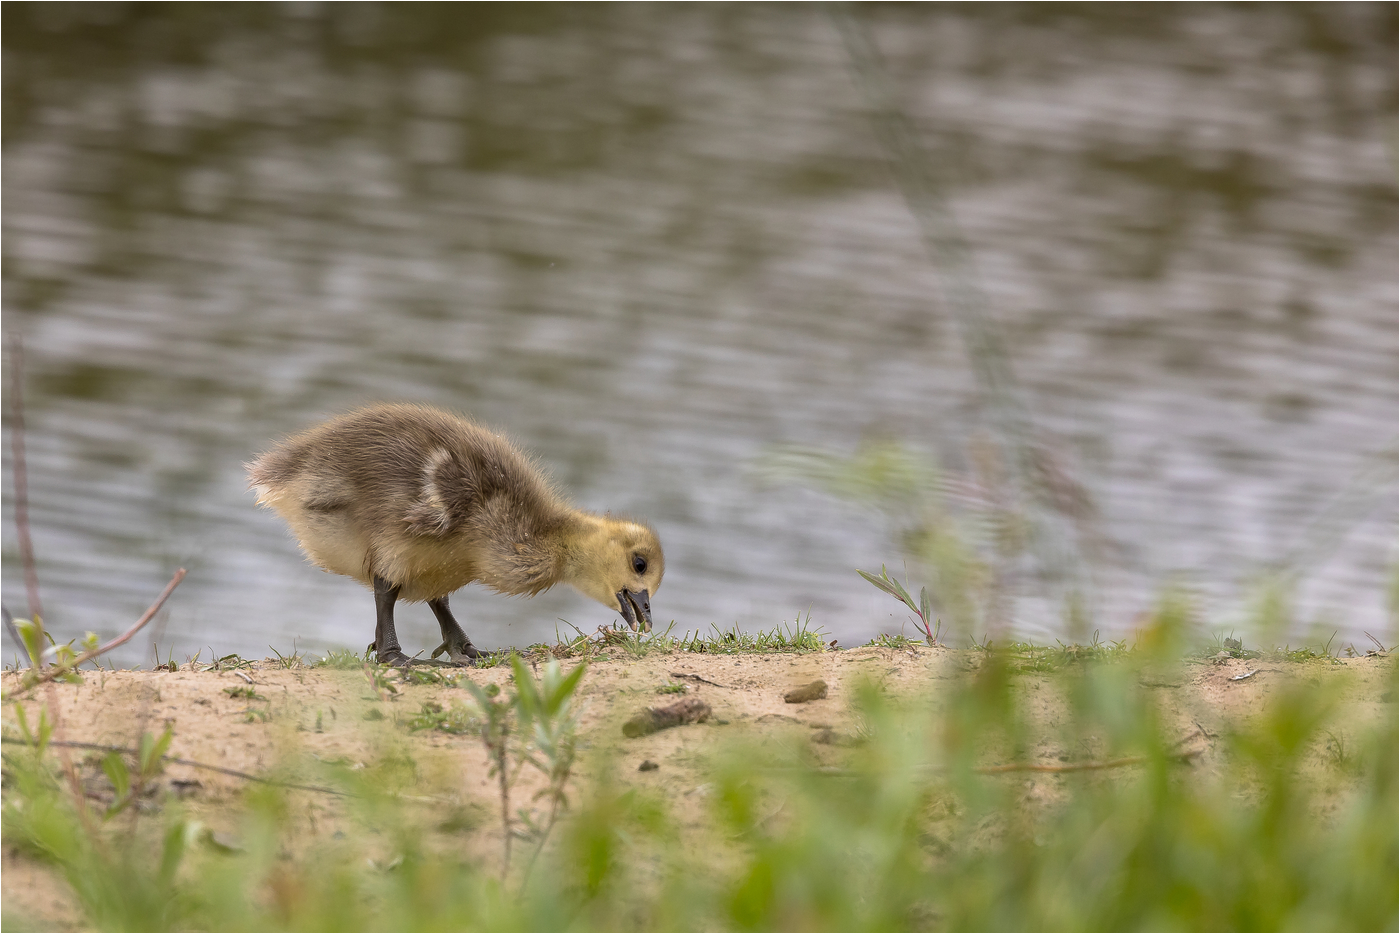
[[403, 447, 466, 536], [401, 442, 519, 538], [401, 438, 566, 596]]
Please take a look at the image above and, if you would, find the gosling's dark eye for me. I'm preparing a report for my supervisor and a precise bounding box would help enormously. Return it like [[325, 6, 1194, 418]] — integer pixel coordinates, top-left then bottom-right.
[[632, 555, 647, 575]]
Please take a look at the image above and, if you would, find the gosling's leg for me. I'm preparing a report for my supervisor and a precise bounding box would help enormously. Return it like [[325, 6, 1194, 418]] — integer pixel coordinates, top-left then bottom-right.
[[427, 596, 484, 665], [369, 576, 414, 668]]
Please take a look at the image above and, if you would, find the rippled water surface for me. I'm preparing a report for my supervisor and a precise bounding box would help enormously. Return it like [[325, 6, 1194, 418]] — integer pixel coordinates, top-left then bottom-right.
[[3, 5, 1395, 665]]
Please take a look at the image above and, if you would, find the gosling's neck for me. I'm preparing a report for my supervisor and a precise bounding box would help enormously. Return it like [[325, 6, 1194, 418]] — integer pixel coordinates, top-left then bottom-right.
[[553, 510, 639, 610], [557, 511, 612, 583]]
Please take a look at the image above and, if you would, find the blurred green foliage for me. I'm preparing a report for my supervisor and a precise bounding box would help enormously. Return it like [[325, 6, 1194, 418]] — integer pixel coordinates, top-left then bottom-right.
[[4, 641, 1393, 931], [760, 440, 998, 634]]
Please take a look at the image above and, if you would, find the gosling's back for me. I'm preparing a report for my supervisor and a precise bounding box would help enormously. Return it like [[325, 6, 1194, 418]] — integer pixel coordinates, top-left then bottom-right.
[[248, 404, 570, 601]]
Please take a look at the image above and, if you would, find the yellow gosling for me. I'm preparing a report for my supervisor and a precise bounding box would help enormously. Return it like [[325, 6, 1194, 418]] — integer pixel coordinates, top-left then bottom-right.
[[247, 404, 663, 666]]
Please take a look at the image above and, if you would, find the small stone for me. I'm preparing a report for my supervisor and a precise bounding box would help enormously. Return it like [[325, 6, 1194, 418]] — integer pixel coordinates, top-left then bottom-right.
[[784, 680, 828, 703], [811, 727, 862, 747], [623, 697, 712, 737], [203, 830, 244, 853], [638, 760, 659, 772]]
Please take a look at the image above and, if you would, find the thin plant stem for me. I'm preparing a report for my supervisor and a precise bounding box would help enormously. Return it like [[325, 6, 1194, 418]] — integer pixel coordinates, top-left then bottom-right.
[[5, 331, 43, 665]]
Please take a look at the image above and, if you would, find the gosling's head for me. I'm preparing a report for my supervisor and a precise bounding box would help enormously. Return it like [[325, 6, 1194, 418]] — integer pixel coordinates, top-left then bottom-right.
[[569, 518, 664, 631]]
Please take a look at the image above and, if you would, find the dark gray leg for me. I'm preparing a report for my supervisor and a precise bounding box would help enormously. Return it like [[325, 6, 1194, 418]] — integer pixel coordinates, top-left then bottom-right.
[[368, 576, 413, 667], [428, 596, 483, 664]]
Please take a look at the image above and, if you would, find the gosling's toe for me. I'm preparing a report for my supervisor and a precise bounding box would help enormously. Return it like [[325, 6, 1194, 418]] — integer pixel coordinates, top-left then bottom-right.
[[432, 637, 484, 666]]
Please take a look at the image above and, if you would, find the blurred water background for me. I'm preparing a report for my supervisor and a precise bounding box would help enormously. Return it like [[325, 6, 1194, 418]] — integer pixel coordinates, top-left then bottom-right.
[[2, 4, 1395, 666]]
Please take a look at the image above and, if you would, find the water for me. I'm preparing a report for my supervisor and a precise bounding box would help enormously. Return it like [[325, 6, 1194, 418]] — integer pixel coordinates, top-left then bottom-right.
[[3, 5, 1395, 666]]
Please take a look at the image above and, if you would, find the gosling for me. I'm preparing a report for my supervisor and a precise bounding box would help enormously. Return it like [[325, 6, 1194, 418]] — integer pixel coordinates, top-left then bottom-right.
[[246, 404, 664, 667]]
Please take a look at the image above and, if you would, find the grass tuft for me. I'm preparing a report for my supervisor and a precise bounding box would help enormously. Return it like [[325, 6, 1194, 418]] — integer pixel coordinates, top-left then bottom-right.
[[1001, 634, 1132, 672], [314, 648, 363, 670], [676, 615, 828, 655], [406, 700, 479, 735]]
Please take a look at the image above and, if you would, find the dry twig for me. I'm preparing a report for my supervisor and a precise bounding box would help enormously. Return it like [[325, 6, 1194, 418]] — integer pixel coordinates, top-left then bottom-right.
[[0, 736, 350, 797], [972, 747, 1204, 774], [794, 730, 1208, 778], [668, 671, 730, 689]]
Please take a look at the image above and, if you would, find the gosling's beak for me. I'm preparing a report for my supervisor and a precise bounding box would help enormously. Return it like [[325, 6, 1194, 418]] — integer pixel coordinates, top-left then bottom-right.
[[616, 589, 652, 632]]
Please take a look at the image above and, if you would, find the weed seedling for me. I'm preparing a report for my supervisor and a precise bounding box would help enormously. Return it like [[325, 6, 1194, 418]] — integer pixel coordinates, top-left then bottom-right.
[[858, 565, 941, 645], [510, 654, 587, 885], [99, 727, 174, 820], [464, 675, 515, 876], [362, 663, 400, 702]]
